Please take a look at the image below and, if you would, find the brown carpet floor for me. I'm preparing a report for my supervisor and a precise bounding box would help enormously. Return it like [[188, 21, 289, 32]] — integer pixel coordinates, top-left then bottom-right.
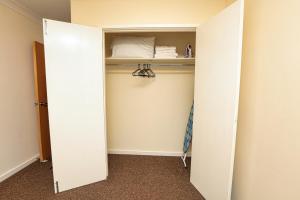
[[0, 155, 203, 200]]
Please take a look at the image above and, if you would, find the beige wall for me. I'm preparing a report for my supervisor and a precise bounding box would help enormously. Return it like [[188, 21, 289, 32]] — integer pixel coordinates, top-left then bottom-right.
[[71, 0, 227, 26], [0, 4, 42, 180], [71, 0, 228, 154], [233, 0, 300, 199]]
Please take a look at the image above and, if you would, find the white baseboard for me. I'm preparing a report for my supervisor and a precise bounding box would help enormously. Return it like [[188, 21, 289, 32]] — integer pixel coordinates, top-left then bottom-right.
[[0, 154, 39, 182], [108, 149, 191, 157]]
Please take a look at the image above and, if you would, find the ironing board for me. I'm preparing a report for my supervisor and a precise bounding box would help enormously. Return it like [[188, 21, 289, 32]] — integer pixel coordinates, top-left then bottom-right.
[[181, 102, 194, 167]]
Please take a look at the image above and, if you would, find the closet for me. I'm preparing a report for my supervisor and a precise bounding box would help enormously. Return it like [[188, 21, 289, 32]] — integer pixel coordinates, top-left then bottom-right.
[[43, 1, 244, 199], [104, 30, 196, 158]]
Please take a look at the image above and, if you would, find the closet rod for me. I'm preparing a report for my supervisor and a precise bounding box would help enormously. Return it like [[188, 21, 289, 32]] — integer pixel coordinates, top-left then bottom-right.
[[106, 70, 194, 75], [106, 64, 195, 67]]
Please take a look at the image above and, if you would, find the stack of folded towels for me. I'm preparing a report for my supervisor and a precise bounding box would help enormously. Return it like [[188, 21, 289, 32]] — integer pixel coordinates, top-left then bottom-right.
[[154, 46, 178, 58]]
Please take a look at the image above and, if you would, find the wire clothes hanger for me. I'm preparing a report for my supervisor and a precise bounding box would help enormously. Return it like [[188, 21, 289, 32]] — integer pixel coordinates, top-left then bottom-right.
[[132, 64, 156, 78]]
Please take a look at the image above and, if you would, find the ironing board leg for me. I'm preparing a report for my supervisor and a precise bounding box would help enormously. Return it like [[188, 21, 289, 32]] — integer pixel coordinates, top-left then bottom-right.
[[181, 153, 187, 168]]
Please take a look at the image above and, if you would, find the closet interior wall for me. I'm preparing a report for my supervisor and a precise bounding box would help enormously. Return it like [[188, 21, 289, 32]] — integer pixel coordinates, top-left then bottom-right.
[[104, 31, 196, 155]]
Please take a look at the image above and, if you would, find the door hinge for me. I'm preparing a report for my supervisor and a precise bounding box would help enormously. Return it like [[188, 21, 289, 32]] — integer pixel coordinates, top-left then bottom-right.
[[44, 20, 48, 35], [55, 181, 59, 193]]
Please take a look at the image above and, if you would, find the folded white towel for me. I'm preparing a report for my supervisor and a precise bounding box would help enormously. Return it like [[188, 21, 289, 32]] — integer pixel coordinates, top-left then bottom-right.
[[155, 46, 177, 50], [155, 46, 178, 58], [156, 49, 177, 53], [154, 52, 178, 58], [155, 52, 178, 56], [155, 56, 178, 58]]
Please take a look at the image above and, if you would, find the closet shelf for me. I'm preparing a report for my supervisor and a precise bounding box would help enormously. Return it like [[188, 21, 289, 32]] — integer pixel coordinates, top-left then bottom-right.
[[105, 57, 195, 65]]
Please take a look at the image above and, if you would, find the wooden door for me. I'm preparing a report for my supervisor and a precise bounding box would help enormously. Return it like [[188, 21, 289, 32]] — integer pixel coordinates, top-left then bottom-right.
[[33, 41, 51, 162], [190, 0, 244, 199], [43, 19, 107, 193]]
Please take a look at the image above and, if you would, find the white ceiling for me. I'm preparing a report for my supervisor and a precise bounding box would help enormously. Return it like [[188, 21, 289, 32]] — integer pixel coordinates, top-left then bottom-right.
[[14, 0, 71, 22]]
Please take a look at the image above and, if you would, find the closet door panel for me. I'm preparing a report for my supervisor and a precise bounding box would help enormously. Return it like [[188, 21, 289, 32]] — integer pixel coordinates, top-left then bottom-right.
[[43, 19, 107, 193], [191, 1, 244, 200]]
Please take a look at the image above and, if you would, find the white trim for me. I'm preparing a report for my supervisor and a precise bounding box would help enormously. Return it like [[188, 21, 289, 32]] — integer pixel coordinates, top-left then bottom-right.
[[102, 24, 198, 33], [0, 154, 39, 182], [103, 24, 199, 28], [0, 0, 42, 24], [108, 149, 191, 157]]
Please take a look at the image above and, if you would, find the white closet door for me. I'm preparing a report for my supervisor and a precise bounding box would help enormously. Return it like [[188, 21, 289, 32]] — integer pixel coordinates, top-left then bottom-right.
[[43, 19, 107, 193], [191, 0, 244, 200]]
